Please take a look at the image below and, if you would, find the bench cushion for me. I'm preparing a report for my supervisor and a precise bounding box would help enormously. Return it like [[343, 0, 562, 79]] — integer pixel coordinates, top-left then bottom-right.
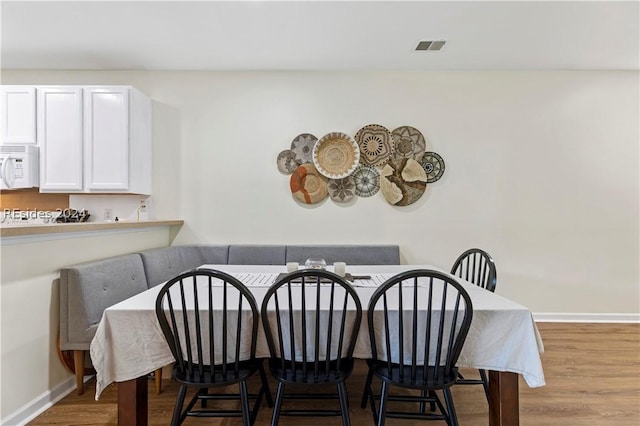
[[199, 245, 230, 265], [59, 254, 148, 350], [228, 244, 287, 265], [285, 245, 400, 265], [60, 244, 401, 352], [138, 246, 207, 287]]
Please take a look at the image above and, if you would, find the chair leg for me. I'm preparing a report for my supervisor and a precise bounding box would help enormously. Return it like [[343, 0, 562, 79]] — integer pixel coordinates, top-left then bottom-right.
[[368, 379, 377, 419], [199, 388, 208, 408], [361, 366, 374, 408], [73, 350, 85, 395], [408, 388, 438, 415], [258, 362, 273, 407], [479, 369, 490, 402], [155, 367, 162, 394], [171, 385, 188, 426], [376, 381, 389, 426], [270, 382, 285, 426], [337, 382, 351, 426], [442, 387, 459, 426], [240, 380, 252, 426], [429, 390, 437, 412], [419, 389, 427, 413]]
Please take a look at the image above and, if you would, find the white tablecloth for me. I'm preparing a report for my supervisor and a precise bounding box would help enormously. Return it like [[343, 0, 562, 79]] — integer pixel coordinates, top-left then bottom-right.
[[90, 264, 545, 399]]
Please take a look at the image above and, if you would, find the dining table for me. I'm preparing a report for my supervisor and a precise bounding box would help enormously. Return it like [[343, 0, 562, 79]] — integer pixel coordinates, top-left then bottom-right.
[[90, 264, 545, 426]]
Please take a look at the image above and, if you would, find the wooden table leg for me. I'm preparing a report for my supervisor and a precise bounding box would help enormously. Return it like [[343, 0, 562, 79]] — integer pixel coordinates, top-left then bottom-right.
[[118, 376, 148, 426], [489, 371, 519, 426]]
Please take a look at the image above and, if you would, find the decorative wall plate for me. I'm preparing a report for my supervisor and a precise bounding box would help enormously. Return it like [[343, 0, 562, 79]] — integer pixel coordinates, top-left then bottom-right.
[[380, 158, 427, 206], [276, 149, 300, 174], [289, 164, 328, 204], [392, 126, 426, 161], [420, 151, 445, 183], [312, 132, 360, 179], [351, 164, 380, 198], [354, 124, 395, 167], [290, 133, 318, 164], [327, 176, 356, 203]]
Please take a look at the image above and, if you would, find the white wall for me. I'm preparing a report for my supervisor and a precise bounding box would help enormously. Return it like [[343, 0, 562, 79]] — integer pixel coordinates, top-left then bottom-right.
[[3, 70, 638, 316], [0, 228, 173, 422], [1, 68, 637, 421]]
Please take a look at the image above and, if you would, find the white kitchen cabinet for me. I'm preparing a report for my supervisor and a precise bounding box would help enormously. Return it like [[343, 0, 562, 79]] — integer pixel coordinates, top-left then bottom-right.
[[38, 87, 84, 191], [37, 85, 152, 194], [1, 86, 37, 144]]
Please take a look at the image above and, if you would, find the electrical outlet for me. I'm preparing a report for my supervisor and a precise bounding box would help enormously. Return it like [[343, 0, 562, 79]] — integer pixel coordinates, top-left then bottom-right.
[[104, 208, 113, 221], [137, 200, 148, 221]]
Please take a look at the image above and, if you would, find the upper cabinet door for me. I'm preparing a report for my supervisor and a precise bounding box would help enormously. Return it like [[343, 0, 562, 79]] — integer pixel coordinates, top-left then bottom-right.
[[1, 86, 37, 144], [38, 87, 84, 191], [84, 87, 130, 191]]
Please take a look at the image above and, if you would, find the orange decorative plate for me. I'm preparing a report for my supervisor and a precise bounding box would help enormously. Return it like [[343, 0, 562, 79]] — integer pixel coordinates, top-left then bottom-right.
[[290, 164, 329, 204]]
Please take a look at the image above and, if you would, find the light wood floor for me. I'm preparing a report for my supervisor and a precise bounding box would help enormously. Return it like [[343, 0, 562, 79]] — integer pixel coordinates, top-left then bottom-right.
[[29, 323, 640, 425]]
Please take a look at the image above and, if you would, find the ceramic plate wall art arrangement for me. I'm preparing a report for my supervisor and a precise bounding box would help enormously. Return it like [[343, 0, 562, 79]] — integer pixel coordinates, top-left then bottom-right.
[[380, 158, 427, 206], [351, 164, 380, 197], [278, 126, 444, 207], [327, 176, 356, 203], [276, 149, 300, 174], [392, 126, 426, 161], [290, 133, 318, 164], [312, 132, 360, 179], [354, 124, 395, 167], [289, 163, 328, 204], [420, 151, 446, 183]]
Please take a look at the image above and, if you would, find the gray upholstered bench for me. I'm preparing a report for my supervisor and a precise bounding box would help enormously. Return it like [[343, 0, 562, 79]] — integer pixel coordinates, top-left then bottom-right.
[[59, 254, 150, 395], [137, 245, 228, 287], [59, 243, 400, 394]]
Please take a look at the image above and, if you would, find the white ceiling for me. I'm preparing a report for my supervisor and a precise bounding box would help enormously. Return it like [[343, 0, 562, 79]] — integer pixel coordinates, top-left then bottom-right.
[[2, 1, 639, 71]]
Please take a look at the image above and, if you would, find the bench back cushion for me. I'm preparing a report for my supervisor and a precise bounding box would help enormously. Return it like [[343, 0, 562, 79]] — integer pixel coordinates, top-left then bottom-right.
[[59, 254, 148, 350], [228, 244, 287, 265], [199, 245, 230, 265], [138, 245, 207, 287], [285, 245, 400, 265]]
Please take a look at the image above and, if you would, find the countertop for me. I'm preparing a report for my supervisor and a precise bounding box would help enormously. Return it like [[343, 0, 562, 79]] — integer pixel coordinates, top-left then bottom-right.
[[0, 219, 184, 238]]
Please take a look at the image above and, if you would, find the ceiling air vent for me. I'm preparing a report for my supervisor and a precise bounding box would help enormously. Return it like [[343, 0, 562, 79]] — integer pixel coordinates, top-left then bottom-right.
[[415, 40, 446, 51]]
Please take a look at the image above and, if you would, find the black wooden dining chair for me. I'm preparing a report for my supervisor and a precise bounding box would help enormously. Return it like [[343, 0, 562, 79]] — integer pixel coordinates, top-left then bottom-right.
[[261, 269, 362, 426], [451, 248, 497, 292], [155, 269, 272, 426], [361, 269, 473, 426], [451, 248, 497, 400]]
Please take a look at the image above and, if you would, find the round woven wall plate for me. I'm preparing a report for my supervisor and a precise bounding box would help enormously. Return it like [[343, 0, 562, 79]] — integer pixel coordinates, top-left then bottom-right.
[[312, 132, 360, 179], [380, 158, 427, 206], [276, 149, 300, 174], [354, 124, 395, 167], [392, 126, 426, 161], [289, 164, 328, 204], [351, 164, 380, 198], [420, 151, 445, 183], [328, 176, 356, 203], [290, 133, 318, 164]]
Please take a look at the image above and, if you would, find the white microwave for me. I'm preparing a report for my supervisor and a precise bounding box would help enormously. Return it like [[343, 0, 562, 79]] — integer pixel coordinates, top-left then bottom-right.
[[0, 145, 39, 190]]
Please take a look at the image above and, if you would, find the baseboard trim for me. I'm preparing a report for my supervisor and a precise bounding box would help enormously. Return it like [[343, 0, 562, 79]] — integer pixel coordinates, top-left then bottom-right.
[[1, 375, 86, 426], [533, 312, 640, 323]]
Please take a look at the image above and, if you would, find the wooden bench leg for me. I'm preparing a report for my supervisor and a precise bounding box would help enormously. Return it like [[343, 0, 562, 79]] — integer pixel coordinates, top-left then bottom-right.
[[155, 368, 162, 394], [73, 350, 85, 395]]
